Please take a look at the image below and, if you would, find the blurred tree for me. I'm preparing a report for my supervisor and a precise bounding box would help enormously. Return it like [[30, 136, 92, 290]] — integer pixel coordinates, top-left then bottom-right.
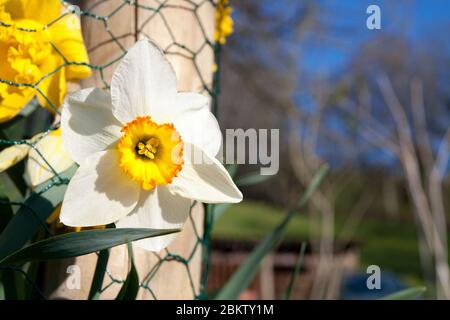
[[327, 34, 450, 299], [219, 0, 318, 206], [219, 0, 450, 299]]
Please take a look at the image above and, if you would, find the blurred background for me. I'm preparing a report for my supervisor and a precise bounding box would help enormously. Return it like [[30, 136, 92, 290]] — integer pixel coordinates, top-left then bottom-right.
[[1, 0, 448, 300], [207, 0, 450, 299]]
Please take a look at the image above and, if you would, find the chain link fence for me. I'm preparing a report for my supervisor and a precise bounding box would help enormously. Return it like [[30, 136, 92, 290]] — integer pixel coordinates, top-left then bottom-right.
[[0, 0, 230, 300]]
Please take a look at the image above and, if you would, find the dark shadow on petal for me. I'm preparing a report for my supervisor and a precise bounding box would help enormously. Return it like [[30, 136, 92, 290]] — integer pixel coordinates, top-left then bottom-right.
[[66, 89, 121, 137], [156, 187, 191, 224], [93, 150, 140, 207]]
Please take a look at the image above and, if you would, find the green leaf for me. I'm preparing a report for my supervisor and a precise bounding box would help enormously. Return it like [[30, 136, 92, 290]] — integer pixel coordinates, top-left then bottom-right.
[[0, 281, 4, 300], [8, 162, 28, 197], [211, 203, 231, 224], [0, 119, 27, 141], [0, 197, 13, 234], [284, 242, 307, 300], [380, 286, 427, 300], [1, 268, 20, 300], [23, 260, 41, 299], [116, 242, 139, 300], [0, 99, 47, 140], [88, 249, 110, 300], [0, 228, 179, 266], [226, 164, 239, 178], [215, 164, 329, 300], [0, 265, 30, 300], [235, 171, 273, 187], [0, 165, 77, 260], [0, 173, 24, 206]]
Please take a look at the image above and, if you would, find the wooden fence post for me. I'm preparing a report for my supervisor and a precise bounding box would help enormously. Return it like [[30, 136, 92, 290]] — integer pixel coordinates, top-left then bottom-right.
[[43, 0, 215, 300]]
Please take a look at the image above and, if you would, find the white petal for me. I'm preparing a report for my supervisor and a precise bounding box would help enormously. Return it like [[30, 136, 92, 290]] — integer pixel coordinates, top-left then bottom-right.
[[0, 133, 43, 173], [61, 87, 122, 165], [168, 143, 242, 203], [111, 39, 177, 124], [0, 144, 31, 172], [27, 130, 75, 187], [60, 149, 140, 227], [173, 93, 222, 157], [115, 186, 191, 252], [174, 92, 209, 113]]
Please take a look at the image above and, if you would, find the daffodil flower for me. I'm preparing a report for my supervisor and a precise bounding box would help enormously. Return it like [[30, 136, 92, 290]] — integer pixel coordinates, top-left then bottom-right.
[[46, 205, 105, 235], [214, 0, 234, 45], [60, 39, 242, 251], [0, 128, 74, 187], [0, 0, 91, 122]]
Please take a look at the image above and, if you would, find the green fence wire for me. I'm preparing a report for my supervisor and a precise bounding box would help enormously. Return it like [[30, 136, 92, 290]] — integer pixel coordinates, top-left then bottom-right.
[[0, 0, 226, 300]]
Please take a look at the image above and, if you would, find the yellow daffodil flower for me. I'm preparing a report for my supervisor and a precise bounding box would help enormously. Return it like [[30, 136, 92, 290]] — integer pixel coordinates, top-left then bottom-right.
[[0, 0, 91, 122], [214, 0, 234, 45], [0, 128, 74, 187]]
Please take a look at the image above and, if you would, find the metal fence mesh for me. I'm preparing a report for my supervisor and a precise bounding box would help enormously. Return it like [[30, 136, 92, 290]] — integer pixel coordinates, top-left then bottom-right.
[[0, 0, 228, 300]]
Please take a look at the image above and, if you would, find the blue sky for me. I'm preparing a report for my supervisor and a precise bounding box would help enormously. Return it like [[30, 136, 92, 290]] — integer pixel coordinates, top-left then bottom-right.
[[291, 1, 450, 168], [301, 0, 450, 73]]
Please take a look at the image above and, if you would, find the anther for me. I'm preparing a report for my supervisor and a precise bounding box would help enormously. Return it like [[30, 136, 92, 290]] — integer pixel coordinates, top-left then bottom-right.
[[136, 138, 160, 159]]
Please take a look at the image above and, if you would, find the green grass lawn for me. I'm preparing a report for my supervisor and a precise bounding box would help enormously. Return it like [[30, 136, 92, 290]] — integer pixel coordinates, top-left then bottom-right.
[[211, 200, 426, 286]]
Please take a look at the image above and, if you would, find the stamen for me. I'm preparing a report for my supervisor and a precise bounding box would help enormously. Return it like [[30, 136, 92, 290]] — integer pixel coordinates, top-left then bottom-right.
[[136, 137, 160, 159], [118, 116, 184, 190]]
